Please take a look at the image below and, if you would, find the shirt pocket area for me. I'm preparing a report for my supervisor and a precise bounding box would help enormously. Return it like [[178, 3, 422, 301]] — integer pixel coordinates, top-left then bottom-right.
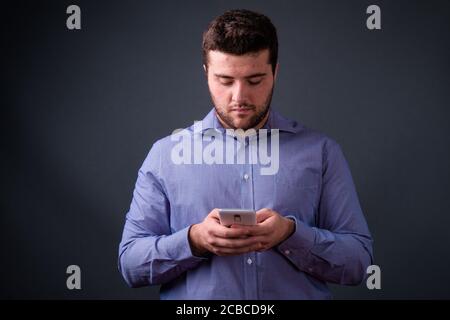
[[274, 167, 320, 225]]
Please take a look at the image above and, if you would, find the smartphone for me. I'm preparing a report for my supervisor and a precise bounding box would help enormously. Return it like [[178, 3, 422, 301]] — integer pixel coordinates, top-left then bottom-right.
[[218, 209, 256, 226]]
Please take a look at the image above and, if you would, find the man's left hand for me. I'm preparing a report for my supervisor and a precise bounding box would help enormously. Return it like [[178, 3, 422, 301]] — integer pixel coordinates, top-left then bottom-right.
[[232, 208, 295, 252]]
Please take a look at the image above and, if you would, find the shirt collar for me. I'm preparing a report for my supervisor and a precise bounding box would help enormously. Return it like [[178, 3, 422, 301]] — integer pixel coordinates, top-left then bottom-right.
[[193, 107, 302, 134]]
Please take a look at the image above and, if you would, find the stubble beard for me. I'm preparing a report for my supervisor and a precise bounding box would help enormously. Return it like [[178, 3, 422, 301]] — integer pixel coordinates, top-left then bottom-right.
[[212, 86, 274, 130]]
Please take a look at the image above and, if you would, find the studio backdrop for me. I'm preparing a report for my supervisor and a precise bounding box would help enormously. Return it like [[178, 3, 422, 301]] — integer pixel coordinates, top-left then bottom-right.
[[2, 0, 450, 299]]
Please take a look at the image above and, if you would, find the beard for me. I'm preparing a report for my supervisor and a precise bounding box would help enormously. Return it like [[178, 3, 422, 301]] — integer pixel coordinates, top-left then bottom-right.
[[212, 86, 274, 130]]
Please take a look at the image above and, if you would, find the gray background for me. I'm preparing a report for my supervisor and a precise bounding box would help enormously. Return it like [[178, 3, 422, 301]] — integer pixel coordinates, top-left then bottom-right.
[[2, 0, 450, 299]]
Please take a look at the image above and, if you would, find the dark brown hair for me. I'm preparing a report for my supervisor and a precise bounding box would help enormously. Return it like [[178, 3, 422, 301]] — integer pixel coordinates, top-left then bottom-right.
[[202, 9, 278, 74]]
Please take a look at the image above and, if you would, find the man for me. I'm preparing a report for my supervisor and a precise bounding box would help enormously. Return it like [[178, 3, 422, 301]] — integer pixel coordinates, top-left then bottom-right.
[[118, 9, 373, 299]]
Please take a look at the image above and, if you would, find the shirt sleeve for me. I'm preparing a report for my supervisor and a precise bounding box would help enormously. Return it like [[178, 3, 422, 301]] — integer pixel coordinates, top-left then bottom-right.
[[118, 141, 207, 287], [277, 139, 374, 285]]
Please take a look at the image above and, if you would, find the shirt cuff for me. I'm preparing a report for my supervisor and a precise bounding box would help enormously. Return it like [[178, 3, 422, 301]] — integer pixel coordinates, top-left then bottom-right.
[[158, 225, 209, 267], [277, 215, 316, 267]]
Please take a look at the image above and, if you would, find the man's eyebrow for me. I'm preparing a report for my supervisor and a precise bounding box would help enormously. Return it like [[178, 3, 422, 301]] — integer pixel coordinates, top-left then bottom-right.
[[214, 74, 234, 79], [214, 73, 267, 79], [245, 73, 267, 79]]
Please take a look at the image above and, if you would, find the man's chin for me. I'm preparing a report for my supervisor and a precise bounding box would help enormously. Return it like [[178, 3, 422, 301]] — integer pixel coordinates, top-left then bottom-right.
[[230, 119, 252, 130]]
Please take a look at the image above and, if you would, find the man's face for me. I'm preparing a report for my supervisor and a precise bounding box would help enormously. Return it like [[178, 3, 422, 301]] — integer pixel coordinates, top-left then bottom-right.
[[205, 49, 277, 130]]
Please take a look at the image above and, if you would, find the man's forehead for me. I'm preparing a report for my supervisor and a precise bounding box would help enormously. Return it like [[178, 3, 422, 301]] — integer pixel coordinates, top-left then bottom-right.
[[207, 49, 271, 73]]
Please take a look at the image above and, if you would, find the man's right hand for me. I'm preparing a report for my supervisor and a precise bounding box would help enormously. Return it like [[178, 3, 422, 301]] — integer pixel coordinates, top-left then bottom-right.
[[188, 208, 262, 256]]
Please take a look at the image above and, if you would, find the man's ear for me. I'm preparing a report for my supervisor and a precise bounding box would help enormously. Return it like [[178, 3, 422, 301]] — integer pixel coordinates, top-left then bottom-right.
[[274, 63, 279, 81], [203, 64, 208, 75]]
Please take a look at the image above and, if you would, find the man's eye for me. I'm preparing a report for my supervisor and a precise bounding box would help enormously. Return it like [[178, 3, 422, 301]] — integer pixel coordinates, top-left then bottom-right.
[[220, 81, 233, 86], [248, 79, 262, 85]]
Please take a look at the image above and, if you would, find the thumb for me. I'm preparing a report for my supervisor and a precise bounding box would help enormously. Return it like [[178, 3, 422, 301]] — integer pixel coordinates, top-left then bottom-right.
[[256, 208, 273, 223]]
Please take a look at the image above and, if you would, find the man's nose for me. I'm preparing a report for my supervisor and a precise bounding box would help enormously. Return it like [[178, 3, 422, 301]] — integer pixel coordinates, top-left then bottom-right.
[[231, 82, 248, 104]]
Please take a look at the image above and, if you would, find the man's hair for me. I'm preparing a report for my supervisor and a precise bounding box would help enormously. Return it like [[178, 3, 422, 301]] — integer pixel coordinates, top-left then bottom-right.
[[202, 9, 278, 74]]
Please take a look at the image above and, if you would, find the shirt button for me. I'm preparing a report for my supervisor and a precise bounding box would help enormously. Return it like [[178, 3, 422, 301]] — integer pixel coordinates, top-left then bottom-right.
[[247, 258, 253, 265], [308, 267, 313, 273], [243, 174, 249, 180], [284, 249, 291, 255]]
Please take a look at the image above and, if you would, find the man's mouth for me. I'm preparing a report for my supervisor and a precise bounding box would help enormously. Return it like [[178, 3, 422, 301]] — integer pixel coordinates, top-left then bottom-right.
[[231, 106, 254, 115]]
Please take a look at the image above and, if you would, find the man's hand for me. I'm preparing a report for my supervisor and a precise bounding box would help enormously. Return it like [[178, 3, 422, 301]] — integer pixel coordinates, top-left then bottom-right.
[[188, 208, 295, 256], [244, 208, 296, 252], [188, 209, 262, 256]]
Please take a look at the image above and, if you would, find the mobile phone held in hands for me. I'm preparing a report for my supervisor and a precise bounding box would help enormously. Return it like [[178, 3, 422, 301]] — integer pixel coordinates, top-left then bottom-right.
[[218, 209, 256, 226]]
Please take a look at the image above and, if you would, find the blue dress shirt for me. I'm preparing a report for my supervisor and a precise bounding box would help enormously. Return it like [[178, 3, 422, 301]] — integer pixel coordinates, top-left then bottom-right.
[[118, 108, 373, 299]]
